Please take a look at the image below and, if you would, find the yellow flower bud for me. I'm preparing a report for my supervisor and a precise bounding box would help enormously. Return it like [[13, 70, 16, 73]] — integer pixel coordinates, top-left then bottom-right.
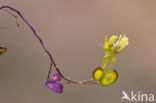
[[108, 35, 117, 47]]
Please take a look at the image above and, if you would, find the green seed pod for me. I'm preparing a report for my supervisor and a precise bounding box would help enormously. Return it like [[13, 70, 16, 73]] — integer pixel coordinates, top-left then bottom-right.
[[100, 69, 118, 87], [92, 67, 104, 81]]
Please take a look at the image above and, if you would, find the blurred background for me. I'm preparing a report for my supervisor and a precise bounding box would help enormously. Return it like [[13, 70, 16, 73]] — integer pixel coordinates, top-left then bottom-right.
[[0, 0, 156, 103]]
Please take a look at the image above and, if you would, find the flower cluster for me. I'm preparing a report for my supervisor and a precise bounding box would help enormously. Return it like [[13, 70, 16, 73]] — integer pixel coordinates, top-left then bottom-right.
[[93, 34, 128, 87], [102, 34, 129, 69]]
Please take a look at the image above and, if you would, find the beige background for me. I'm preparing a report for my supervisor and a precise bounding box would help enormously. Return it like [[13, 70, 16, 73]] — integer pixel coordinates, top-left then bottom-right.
[[0, 0, 156, 103]]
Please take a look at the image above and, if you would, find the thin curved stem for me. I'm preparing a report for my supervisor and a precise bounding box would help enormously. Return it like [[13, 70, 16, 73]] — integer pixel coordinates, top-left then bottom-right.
[[0, 5, 97, 85], [0, 5, 55, 79], [2, 9, 20, 27], [58, 80, 99, 84]]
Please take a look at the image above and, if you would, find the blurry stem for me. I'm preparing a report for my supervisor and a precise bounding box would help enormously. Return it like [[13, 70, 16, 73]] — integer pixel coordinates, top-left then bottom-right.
[[102, 53, 115, 70], [106, 61, 114, 71], [2, 9, 20, 27], [58, 79, 98, 84], [0, 5, 97, 85], [101, 56, 105, 69]]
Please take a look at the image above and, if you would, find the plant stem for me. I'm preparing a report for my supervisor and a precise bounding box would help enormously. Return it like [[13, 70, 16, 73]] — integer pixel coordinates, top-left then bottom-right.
[[0, 5, 97, 85]]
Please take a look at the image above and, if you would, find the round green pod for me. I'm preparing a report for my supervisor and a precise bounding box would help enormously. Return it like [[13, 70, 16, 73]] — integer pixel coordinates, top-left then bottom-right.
[[92, 67, 104, 81], [100, 69, 118, 87]]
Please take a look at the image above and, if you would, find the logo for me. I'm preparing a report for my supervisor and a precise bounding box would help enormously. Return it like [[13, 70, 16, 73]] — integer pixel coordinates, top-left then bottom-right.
[[121, 91, 155, 102]]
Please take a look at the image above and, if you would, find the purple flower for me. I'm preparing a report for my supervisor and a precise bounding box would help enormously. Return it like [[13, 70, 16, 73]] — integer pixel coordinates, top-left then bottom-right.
[[50, 73, 61, 81], [44, 81, 63, 94]]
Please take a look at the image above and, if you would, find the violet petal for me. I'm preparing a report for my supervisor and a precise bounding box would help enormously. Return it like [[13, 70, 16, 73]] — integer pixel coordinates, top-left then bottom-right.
[[50, 73, 61, 81], [44, 81, 63, 94]]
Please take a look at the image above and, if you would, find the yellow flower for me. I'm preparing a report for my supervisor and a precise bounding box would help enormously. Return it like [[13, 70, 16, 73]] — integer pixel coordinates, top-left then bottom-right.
[[113, 34, 128, 53], [104, 34, 128, 54], [102, 34, 128, 70]]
